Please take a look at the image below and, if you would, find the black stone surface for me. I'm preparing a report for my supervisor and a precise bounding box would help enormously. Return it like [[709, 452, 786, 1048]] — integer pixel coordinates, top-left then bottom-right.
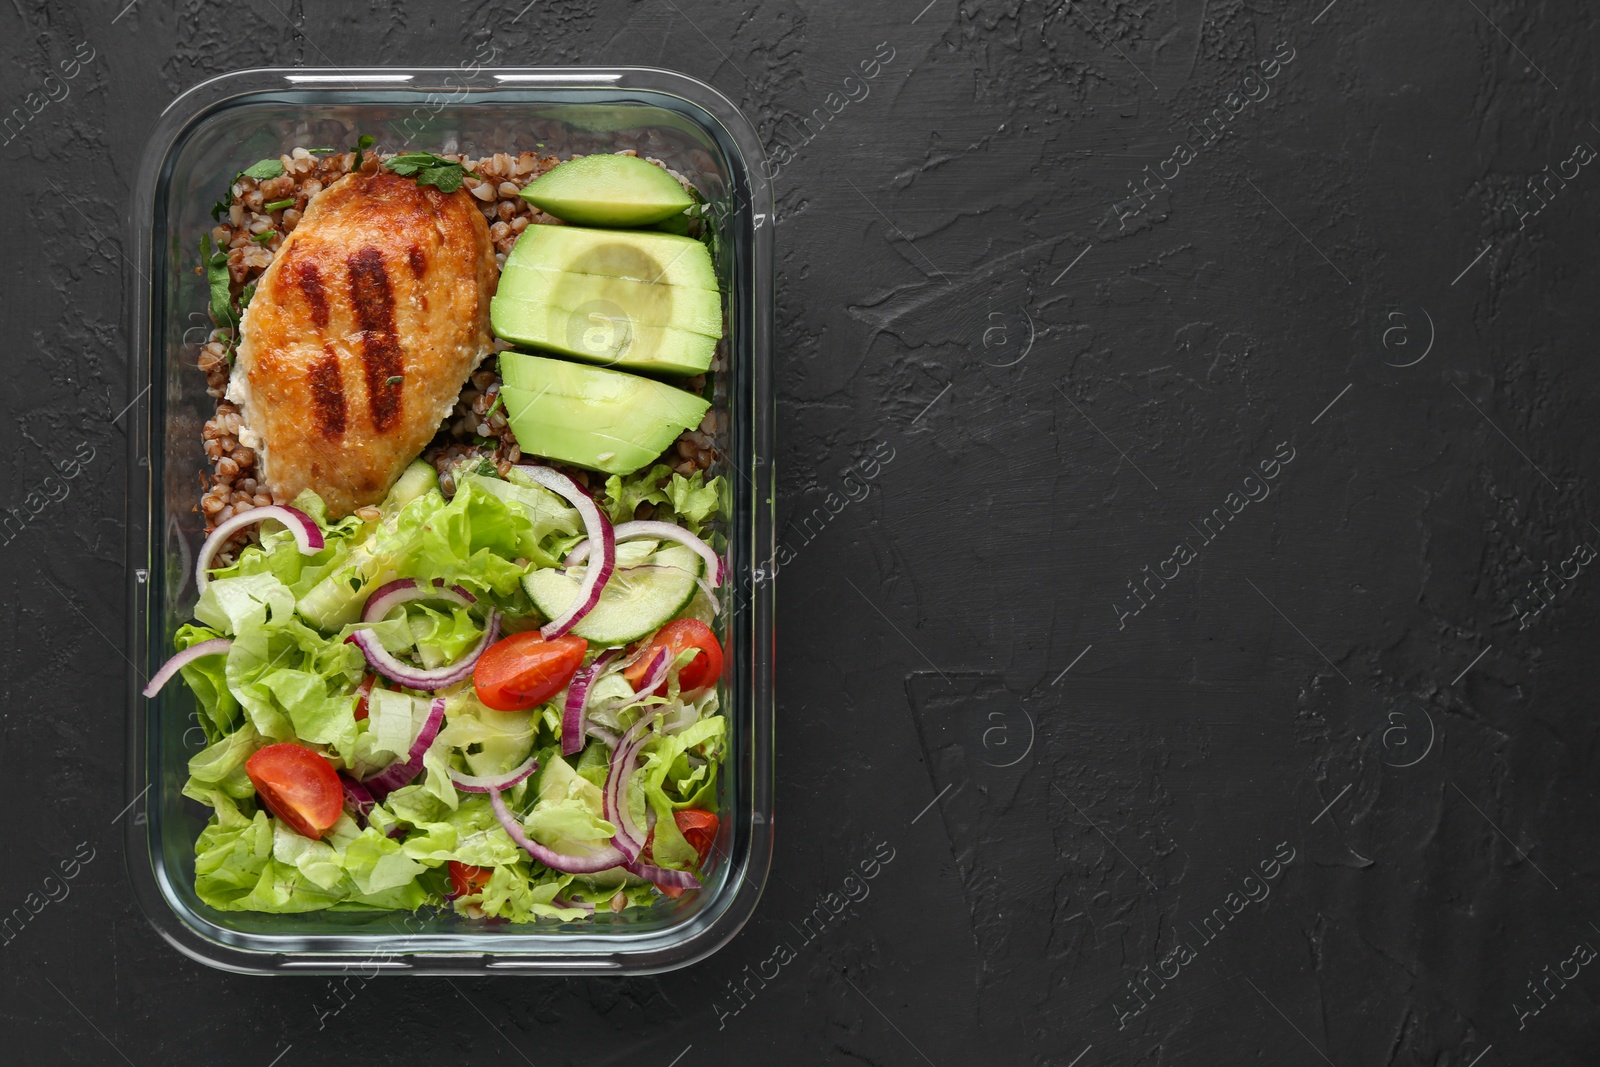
[[3, 1, 1598, 1063]]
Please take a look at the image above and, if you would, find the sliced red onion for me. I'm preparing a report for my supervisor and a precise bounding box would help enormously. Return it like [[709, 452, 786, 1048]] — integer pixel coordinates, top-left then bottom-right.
[[610, 642, 656, 675], [143, 637, 233, 698], [567, 519, 723, 587], [627, 859, 702, 891], [361, 696, 445, 797], [604, 716, 655, 861], [552, 895, 595, 914], [345, 610, 500, 690], [586, 724, 620, 748], [196, 505, 324, 593], [631, 647, 670, 698], [562, 650, 618, 757], [340, 773, 376, 826], [361, 578, 476, 623], [487, 786, 629, 874], [512, 464, 615, 639], [448, 754, 539, 794]]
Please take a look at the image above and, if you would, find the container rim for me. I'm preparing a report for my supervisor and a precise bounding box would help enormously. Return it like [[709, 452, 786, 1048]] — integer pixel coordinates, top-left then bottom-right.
[[122, 65, 774, 975]]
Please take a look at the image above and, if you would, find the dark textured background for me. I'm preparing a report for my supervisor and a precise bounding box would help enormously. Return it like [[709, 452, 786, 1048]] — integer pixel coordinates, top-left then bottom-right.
[[4, 0, 1598, 1063]]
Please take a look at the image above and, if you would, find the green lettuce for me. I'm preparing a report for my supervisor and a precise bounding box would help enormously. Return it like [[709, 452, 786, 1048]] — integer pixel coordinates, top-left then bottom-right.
[[186, 571, 365, 762], [665, 471, 723, 535], [597, 464, 726, 534], [193, 804, 436, 913], [600, 464, 673, 525]]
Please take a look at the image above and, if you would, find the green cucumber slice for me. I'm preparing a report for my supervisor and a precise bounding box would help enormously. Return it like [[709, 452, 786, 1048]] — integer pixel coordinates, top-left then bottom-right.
[[522, 543, 701, 645]]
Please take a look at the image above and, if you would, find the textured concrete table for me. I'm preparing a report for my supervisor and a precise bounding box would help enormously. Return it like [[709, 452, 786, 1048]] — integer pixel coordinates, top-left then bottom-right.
[[2, 1, 1596, 1064]]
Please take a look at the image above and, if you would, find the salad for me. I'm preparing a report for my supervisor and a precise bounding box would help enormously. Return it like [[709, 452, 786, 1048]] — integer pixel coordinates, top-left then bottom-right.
[[149, 144, 732, 922]]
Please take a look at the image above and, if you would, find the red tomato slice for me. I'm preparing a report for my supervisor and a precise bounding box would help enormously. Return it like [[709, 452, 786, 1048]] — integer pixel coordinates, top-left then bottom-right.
[[245, 743, 343, 840], [448, 861, 493, 899], [353, 673, 376, 721], [621, 620, 723, 698], [642, 808, 720, 897], [674, 809, 719, 867], [473, 631, 588, 711]]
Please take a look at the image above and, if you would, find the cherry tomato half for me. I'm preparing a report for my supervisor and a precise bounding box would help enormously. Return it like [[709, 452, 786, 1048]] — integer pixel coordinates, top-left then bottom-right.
[[353, 673, 377, 721], [643, 809, 720, 898], [474, 631, 588, 711], [447, 861, 494, 899], [622, 619, 723, 698], [245, 743, 343, 840], [674, 809, 719, 867]]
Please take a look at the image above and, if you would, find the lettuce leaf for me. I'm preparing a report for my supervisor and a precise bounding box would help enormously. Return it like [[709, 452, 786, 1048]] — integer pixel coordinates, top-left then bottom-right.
[[599, 464, 673, 525], [190, 571, 365, 761], [665, 471, 723, 535]]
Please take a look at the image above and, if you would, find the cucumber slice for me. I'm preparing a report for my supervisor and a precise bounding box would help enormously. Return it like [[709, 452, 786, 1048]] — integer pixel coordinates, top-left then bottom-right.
[[522, 543, 701, 645], [462, 708, 538, 778]]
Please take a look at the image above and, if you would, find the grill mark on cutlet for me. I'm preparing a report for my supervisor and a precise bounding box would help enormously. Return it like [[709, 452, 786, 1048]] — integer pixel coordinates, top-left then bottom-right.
[[407, 245, 426, 278], [292, 259, 330, 329], [307, 343, 347, 437], [346, 246, 404, 433]]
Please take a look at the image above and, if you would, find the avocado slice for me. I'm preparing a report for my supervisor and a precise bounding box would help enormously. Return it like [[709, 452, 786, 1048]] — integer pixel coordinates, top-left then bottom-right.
[[490, 294, 717, 376], [497, 352, 710, 475], [520, 154, 695, 228], [498, 265, 723, 336], [500, 224, 718, 291]]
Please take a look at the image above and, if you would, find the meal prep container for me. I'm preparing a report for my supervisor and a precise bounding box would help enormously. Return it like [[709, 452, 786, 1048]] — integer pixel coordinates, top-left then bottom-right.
[[124, 67, 773, 975]]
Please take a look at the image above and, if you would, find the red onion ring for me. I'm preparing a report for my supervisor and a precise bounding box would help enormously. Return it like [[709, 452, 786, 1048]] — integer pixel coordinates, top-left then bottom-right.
[[142, 637, 233, 698], [626, 859, 702, 891], [586, 724, 620, 748], [196, 505, 324, 593], [604, 715, 655, 861], [487, 786, 629, 874], [345, 610, 500, 690], [361, 696, 445, 798], [360, 578, 476, 623], [448, 754, 539, 794], [511, 465, 616, 639], [566, 519, 723, 587], [631, 647, 670, 699], [552, 895, 595, 914], [561, 650, 618, 756]]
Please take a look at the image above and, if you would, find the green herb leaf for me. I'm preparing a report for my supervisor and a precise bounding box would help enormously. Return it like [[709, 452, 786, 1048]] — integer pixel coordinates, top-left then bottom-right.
[[307, 146, 337, 154], [385, 375, 403, 387], [240, 281, 258, 310], [210, 199, 230, 221], [243, 158, 285, 180], [263, 198, 295, 212], [417, 163, 464, 193], [485, 392, 504, 418], [383, 152, 467, 193], [200, 234, 234, 331], [352, 134, 375, 171], [251, 230, 276, 244]]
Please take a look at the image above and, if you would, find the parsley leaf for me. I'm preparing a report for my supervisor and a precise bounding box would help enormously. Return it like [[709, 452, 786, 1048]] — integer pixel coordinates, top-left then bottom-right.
[[417, 163, 465, 192], [240, 281, 258, 310], [385, 375, 403, 387], [210, 198, 230, 221], [199, 234, 234, 330], [383, 152, 467, 193], [351, 134, 375, 171], [263, 198, 294, 212], [243, 158, 284, 180], [307, 146, 337, 154], [251, 230, 276, 244]]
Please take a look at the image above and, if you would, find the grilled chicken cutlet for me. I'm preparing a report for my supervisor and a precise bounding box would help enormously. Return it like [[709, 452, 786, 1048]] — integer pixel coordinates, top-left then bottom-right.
[[228, 169, 498, 519]]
